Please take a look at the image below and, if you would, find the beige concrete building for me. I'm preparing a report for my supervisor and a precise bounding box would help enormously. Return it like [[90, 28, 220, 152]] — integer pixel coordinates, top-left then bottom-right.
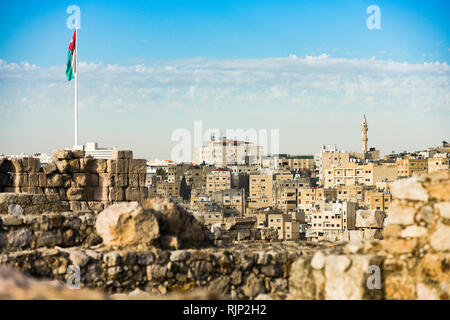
[[156, 181, 180, 198], [336, 185, 375, 203], [249, 172, 293, 209], [297, 187, 336, 212], [396, 158, 428, 177], [324, 162, 397, 188], [268, 213, 300, 240], [428, 157, 449, 173], [184, 166, 206, 189], [194, 137, 263, 166], [249, 173, 273, 209], [206, 169, 231, 194], [167, 162, 192, 182], [306, 202, 357, 241], [363, 190, 392, 211], [277, 155, 315, 172], [211, 188, 246, 216]]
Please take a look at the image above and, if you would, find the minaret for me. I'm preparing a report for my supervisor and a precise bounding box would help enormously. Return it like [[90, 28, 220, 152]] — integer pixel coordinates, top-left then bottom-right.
[[362, 115, 368, 154]]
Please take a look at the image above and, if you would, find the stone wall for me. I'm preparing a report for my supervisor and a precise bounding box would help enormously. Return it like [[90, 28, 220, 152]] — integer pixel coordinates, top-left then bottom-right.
[[0, 170, 448, 300], [289, 170, 450, 300], [0, 212, 101, 253], [0, 243, 312, 299], [0, 150, 148, 212]]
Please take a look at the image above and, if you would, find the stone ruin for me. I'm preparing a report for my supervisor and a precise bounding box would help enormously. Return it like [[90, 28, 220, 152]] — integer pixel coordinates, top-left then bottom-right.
[[0, 157, 449, 299], [0, 149, 147, 214]]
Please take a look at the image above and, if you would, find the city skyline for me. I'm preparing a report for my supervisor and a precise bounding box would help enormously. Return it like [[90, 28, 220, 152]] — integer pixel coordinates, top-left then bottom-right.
[[0, 0, 449, 159]]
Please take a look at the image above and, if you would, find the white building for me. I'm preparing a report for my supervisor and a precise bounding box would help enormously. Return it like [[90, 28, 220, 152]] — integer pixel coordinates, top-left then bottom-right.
[[194, 137, 263, 166], [83, 142, 116, 159]]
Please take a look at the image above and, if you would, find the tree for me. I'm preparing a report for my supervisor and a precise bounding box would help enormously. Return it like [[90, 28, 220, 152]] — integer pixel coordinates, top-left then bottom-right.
[[156, 168, 167, 178]]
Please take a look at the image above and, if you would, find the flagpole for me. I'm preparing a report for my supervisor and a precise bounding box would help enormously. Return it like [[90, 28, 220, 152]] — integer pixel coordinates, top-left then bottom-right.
[[74, 23, 78, 147]]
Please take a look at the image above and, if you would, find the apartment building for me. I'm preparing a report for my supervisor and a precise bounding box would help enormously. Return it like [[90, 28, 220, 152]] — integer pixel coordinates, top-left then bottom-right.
[[184, 166, 206, 189], [267, 213, 300, 240], [336, 185, 375, 203], [363, 190, 392, 211], [156, 181, 181, 198], [297, 187, 336, 212], [249, 173, 273, 209], [323, 162, 397, 188], [194, 137, 263, 166], [277, 155, 315, 172], [206, 168, 231, 194], [249, 172, 293, 209], [211, 188, 246, 216], [428, 156, 450, 173], [306, 202, 357, 241], [167, 162, 192, 182], [396, 158, 428, 177]]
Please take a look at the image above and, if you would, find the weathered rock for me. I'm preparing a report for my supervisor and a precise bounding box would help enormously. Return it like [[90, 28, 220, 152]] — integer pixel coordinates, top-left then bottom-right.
[[324, 255, 372, 300], [96, 202, 160, 247], [429, 222, 450, 251], [385, 200, 415, 226], [242, 273, 265, 298], [390, 177, 428, 202], [400, 225, 428, 238], [435, 202, 450, 220], [142, 196, 210, 248], [288, 257, 315, 299], [53, 150, 72, 160]]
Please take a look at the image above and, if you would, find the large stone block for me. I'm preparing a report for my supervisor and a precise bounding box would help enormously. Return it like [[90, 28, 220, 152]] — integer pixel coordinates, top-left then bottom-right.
[[86, 173, 99, 187], [98, 173, 114, 187], [355, 210, 385, 228], [125, 187, 143, 201], [73, 173, 87, 187], [95, 201, 159, 247], [66, 187, 85, 201], [28, 173, 40, 187], [114, 174, 128, 187], [109, 187, 124, 201], [390, 177, 428, 202], [52, 150, 72, 160], [23, 158, 40, 172], [13, 173, 28, 187], [92, 187, 109, 201], [10, 159, 24, 172], [324, 255, 372, 300], [68, 159, 81, 173], [128, 173, 140, 187], [55, 160, 69, 173], [47, 174, 63, 188], [71, 150, 86, 158], [112, 150, 133, 159], [429, 222, 450, 251], [38, 173, 47, 187], [42, 162, 57, 174], [44, 188, 60, 201], [385, 200, 415, 226], [0, 193, 17, 205], [91, 159, 107, 173], [129, 159, 147, 174]]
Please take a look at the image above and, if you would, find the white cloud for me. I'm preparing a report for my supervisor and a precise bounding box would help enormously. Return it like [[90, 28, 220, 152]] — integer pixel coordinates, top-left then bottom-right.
[[0, 55, 448, 158], [0, 55, 448, 116]]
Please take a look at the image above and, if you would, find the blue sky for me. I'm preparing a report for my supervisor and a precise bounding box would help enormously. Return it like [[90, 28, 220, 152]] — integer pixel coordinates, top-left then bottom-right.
[[0, 0, 449, 159], [1, 0, 449, 64]]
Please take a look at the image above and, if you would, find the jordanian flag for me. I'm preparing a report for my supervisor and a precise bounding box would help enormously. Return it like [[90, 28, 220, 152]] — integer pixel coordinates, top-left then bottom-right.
[[66, 30, 76, 81]]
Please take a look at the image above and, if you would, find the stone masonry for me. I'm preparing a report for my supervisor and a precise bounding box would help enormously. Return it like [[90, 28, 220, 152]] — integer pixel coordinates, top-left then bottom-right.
[[0, 170, 449, 300], [0, 150, 147, 213]]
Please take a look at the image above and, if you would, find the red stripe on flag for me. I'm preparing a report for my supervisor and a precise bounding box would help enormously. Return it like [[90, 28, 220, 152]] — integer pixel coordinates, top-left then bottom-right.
[[68, 30, 76, 53]]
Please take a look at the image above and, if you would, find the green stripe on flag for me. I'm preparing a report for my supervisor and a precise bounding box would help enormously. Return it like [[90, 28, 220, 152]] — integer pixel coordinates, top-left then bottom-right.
[[66, 50, 74, 81]]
